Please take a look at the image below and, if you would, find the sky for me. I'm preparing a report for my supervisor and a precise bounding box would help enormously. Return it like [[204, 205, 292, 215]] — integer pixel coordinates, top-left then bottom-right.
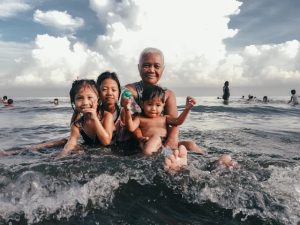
[[0, 0, 300, 97]]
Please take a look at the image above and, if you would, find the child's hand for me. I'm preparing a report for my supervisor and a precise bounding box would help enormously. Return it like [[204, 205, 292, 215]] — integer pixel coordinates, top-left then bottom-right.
[[121, 90, 133, 107], [123, 98, 132, 111], [186, 96, 196, 109], [82, 102, 98, 120]]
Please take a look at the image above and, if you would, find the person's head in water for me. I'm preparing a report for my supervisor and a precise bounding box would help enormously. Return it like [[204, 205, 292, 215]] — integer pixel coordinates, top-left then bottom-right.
[[138, 47, 165, 86], [7, 99, 13, 105], [263, 96, 268, 102], [291, 89, 296, 95], [54, 98, 59, 105], [2, 96, 8, 103], [224, 81, 229, 86], [4, 98, 14, 107]]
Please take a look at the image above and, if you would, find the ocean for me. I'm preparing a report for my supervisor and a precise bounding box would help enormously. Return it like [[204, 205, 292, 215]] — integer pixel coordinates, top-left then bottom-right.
[[0, 96, 299, 225]]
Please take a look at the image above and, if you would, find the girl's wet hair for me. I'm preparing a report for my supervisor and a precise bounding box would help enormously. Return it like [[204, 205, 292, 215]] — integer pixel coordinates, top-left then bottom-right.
[[142, 85, 166, 103], [69, 79, 99, 124], [96, 71, 121, 99]]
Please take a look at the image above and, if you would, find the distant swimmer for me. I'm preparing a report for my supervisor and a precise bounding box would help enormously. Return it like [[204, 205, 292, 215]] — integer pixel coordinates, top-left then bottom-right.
[[263, 96, 269, 103], [222, 81, 230, 104], [247, 94, 254, 101], [49, 98, 59, 105], [1, 96, 8, 104], [4, 98, 13, 107], [288, 89, 299, 105], [54, 98, 59, 105]]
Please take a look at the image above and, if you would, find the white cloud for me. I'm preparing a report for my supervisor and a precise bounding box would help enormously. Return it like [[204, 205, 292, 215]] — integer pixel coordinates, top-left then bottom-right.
[[1, 0, 300, 96], [0, 0, 31, 18], [0, 35, 110, 87], [33, 10, 84, 32]]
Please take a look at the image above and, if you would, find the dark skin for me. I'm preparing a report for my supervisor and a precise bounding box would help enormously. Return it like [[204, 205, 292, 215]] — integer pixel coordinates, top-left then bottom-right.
[[125, 52, 179, 149]]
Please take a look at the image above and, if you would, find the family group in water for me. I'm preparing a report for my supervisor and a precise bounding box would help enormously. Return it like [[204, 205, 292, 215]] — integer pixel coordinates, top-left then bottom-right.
[[2, 47, 238, 172]]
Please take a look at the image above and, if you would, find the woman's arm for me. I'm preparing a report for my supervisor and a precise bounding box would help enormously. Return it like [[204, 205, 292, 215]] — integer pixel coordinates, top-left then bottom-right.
[[164, 89, 179, 149]]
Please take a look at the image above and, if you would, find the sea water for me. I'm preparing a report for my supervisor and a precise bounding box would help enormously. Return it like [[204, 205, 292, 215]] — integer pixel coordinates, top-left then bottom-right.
[[0, 96, 299, 225]]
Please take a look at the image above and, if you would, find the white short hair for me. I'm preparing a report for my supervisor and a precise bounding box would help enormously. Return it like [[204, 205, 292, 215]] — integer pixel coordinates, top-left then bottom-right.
[[139, 47, 164, 65]]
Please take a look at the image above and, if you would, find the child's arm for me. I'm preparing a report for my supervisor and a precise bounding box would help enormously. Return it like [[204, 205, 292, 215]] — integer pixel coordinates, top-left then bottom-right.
[[57, 124, 81, 157], [123, 99, 140, 132], [96, 111, 114, 146], [84, 104, 113, 146], [164, 89, 179, 149], [166, 96, 196, 126]]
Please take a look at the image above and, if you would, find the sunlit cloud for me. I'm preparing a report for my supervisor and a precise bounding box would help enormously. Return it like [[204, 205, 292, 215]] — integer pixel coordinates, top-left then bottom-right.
[[33, 10, 84, 32], [0, 0, 299, 96], [0, 0, 31, 18]]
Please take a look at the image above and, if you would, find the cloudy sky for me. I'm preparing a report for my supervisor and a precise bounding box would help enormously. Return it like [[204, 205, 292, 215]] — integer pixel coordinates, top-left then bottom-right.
[[1, 0, 300, 97]]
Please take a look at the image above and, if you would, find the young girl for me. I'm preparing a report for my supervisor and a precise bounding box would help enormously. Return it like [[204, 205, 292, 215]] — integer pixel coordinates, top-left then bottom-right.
[[57, 79, 114, 157], [123, 85, 198, 156]]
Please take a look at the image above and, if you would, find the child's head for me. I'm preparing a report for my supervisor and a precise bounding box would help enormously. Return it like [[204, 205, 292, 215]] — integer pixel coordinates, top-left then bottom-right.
[[54, 98, 59, 105], [7, 99, 13, 104], [141, 85, 166, 117], [3, 96, 7, 100], [69, 79, 99, 112], [291, 89, 296, 95], [96, 71, 121, 104]]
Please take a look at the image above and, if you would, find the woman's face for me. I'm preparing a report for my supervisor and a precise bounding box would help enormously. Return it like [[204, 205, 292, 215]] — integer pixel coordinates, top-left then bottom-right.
[[138, 53, 164, 85], [100, 78, 120, 106]]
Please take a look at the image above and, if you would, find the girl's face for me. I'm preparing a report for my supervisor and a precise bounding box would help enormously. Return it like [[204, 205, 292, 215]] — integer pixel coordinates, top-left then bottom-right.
[[138, 53, 164, 86], [142, 97, 164, 118], [74, 86, 99, 112], [100, 78, 120, 106]]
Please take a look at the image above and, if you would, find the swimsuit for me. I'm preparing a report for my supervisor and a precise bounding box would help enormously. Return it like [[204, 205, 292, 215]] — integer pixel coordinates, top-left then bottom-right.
[[132, 81, 144, 106], [75, 116, 103, 146]]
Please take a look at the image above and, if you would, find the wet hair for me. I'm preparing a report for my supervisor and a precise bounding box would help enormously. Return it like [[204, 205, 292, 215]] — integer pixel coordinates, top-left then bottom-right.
[[142, 85, 166, 103], [139, 47, 164, 65], [291, 89, 296, 95], [224, 81, 229, 86], [69, 79, 99, 123], [96, 71, 121, 99], [7, 99, 13, 104]]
